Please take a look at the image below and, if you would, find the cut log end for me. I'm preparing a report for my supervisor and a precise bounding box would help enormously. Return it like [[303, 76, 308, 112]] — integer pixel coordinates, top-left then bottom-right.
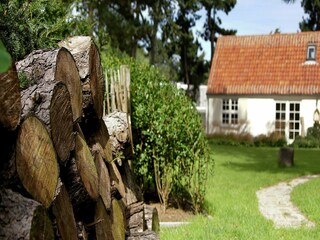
[[16, 116, 59, 208]]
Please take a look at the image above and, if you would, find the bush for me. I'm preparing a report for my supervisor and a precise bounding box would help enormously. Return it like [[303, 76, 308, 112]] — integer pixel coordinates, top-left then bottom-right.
[[292, 122, 320, 148], [101, 50, 212, 212]]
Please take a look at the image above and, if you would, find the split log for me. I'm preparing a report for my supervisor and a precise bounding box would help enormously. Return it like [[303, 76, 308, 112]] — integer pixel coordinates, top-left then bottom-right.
[[16, 116, 59, 208], [16, 48, 82, 122], [103, 111, 132, 159], [144, 205, 160, 234], [52, 184, 78, 240], [126, 201, 146, 234], [112, 199, 126, 240], [59, 36, 104, 119], [93, 144, 111, 210], [19, 79, 74, 162], [0, 63, 21, 130], [127, 230, 160, 240], [64, 134, 99, 215], [95, 198, 113, 240], [0, 188, 55, 239]]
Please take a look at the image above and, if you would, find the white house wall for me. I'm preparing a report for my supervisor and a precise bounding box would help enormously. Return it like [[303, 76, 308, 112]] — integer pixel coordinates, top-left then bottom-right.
[[207, 96, 318, 143]]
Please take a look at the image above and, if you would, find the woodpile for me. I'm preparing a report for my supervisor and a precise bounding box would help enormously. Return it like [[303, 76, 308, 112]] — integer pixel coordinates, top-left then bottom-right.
[[0, 36, 159, 240]]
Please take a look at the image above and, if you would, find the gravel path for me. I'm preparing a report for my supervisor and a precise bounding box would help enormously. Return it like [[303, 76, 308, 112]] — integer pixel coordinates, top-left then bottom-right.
[[256, 174, 320, 228]]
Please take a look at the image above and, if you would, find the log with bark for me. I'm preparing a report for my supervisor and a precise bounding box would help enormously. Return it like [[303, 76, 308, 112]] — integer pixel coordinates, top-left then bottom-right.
[[126, 201, 146, 234], [64, 134, 99, 217], [111, 199, 126, 240], [0, 188, 55, 240], [16, 115, 60, 208], [109, 161, 126, 200], [95, 197, 113, 240], [0, 63, 21, 130], [144, 205, 160, 234], [51, 184, 78, 240], [59, 36, 104, 119], [18, 77, 74, 162], [16, 48, 82, 122]]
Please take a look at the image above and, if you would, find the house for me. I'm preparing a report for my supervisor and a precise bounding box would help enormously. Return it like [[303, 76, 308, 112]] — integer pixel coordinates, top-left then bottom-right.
[[206, 31, 320, 143]]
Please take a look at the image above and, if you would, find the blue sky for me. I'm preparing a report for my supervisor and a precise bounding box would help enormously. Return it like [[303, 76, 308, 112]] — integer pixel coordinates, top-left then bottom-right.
[[196, 0, 305, 60]]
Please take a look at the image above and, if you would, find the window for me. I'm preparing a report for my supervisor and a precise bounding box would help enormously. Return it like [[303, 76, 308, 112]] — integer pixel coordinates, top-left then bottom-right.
[[289, 103, 300, 140], [275, 102, 286, 137], [307, 44, 316, 60], [222, 99, 238, 125], [275, 102, 300, 141]]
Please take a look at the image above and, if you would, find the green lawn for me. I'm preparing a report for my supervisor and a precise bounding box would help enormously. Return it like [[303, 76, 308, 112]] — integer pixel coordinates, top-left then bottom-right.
[[161, 144, 320, 239]]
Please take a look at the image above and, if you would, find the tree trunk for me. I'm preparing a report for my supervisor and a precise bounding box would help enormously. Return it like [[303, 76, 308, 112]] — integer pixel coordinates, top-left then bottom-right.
[[0, 63, 21, 130], [16, 48, 82, 122], [111, 199, 126, 240], [144, 205, 160, 234], [59, 36, 104, 119], [95, 197, 113, 240], [126, 201, 146, 234], [0, 188, 55, 240], [16, 116, 59, 208], [18, 78, 74, 162], [93, 145, 112, 210], [109, 161, 126, 200], [51, 184, 78, 240]]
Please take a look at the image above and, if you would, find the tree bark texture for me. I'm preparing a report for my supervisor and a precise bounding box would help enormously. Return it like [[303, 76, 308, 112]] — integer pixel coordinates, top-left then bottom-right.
[[16, 116, 59, 208], [126, 201, 146, 234], [16, 48, 82, 122], [51, 184, 78, 240], [0, 188, 55, 240], [111, 199, 126, 240], [0, 63, 21, 130], [59, 36, 104, 119], [109, 161, 126, 200], [19, 78, 74, 162]]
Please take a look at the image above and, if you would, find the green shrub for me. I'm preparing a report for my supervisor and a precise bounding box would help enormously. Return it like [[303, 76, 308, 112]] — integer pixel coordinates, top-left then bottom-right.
[[292, 122, 320, 148], [101, 50, 212, 212]]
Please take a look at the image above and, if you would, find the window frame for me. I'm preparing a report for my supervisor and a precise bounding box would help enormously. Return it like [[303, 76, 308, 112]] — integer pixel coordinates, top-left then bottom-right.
[[222, 99, 238, 126], [306, 44, 316, 61]]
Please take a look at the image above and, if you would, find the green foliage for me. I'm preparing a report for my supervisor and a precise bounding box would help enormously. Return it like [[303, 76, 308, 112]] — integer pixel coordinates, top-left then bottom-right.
[[292, 122, 320, 148], [0, 0, 76, 60], [101, 50, 212, 212], [0, 40, 11, 73]]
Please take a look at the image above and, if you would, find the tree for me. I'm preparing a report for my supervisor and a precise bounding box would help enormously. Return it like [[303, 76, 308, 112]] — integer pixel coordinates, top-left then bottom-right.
[[200, 0, 237, 63], [283, 0, 320, 31]]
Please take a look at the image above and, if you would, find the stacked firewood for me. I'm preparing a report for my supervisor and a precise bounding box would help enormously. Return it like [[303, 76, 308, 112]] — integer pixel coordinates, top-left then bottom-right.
[[0, 36, 159, 240]]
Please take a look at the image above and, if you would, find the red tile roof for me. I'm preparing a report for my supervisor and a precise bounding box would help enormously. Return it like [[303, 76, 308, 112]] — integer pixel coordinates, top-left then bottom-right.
[[207, 32, 320, 95]]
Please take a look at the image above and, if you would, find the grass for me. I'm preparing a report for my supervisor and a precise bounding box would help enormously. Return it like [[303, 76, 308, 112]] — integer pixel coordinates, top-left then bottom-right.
[[161, 143, 320, 239]]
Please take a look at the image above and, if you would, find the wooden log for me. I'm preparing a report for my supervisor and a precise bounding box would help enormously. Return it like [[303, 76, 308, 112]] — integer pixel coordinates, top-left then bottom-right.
[[279, 147, 294, 167], [126, 201, 146, 234], [109, 161, 126, 200], [103, 111, 132, 159], [93, 143, 111, 210], [144, 205, 160, 234], [19, 78, 74, 162], [126, 230, 160, 240], [64, 134, 99, 216], [0, 63, 21, 130], [52, 184, 78, 240], [16, 48, 82, 122], [16, 116, 59, 208], [119, 160, 143, 206], [95, 197, 113, 240], [0, 188, 55, 239], [59, 36, 104, 119], [111, 199, 126, 240]]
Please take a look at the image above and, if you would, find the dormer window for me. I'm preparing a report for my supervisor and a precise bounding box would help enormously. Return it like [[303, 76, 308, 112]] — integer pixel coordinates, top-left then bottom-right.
[[307, 44, 316, 60]]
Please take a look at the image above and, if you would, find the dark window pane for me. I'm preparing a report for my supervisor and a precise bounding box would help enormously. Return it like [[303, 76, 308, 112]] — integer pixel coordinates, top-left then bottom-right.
[[280, 122, 286, 129], [281, 103, 286, 111], [290, 104, 294, 111], [295, 122, 300, 130], [289, 122, 293, 129], [295, 113, 299, 120], [290, 113, 294, 120], [276, 113, 280, 120], [295, 104, 300, 111], [289, 132, 294, 139], [281, 113, 286, 120], [276, 103, 280, 111]]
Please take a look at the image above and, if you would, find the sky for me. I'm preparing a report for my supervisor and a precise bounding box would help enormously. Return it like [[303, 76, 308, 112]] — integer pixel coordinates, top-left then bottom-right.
[[196, 0, 306, 60]]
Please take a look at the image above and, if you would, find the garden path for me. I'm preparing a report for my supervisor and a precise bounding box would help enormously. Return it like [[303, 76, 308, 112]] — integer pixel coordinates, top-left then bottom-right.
[[256, 174, 320, 228]]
